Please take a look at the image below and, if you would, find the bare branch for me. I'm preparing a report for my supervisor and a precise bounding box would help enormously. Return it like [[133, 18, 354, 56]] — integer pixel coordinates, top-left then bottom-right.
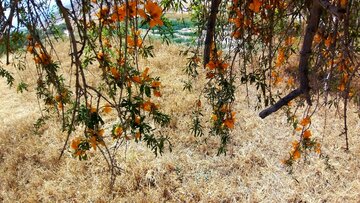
[[259, 89, 302, 119]]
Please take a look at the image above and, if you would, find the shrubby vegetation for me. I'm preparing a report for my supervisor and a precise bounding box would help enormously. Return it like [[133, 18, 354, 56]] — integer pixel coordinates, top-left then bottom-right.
[[0, 0, 358, 188]]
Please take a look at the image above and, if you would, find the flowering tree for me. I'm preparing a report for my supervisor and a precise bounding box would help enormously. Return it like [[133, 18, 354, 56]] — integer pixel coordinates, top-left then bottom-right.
[[0, 0, 359, 186]]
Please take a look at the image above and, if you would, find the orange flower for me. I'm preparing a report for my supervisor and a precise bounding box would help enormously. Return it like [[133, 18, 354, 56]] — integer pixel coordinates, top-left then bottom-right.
[[293, 150, 301, 160], [98, 129, 104, 136], [127, 34, 142, 48], [206, 72, 215, 79], [128, 1, 139, 17], [142, 67, 150, 81], [338, 83, 345, 91], [274, 75, 283, 85], [145, 0, 163, 28], [211, 114, 218, 121], [55, 95, 62, 102], [314, 33, 322, 44], [249, 0, 262, 13], [131, 75, 142, 84], [220, 62, 229, 71], [223, 112, 236, 129], [110, 67, 120, 79], [151, 81, 161, 88], [27, 45, 34, 53], [244, 18, 251, 27], [111, 5, 126, 22], [135, 115, 141, 125], [135, 132, 141, 139], [325, 36, 332, 48], [232, 30, 242, 39], [229, 16, 242, 28], [58, 102, 63, 109], [142, 100, 154, 112], [103, 38, 111, 48], [90, 136, 97, 150], [206, 60, 216, 70], [292, 140, 299, 149], [295, 126, 302, 132], [300, 117, 311, 126], [96, 7, 110, 19], [90, 106, 97, 113], [26, 34, 33, 41], [154, 90, 161, 97], [303, 129, 312, 139], [340, 0, 347, 8], [315, 143, 321, 154], [103, 103, 112, 113], [114, 126, 123, 138], [138, 8, 147, 19], [220, 104, 229, 113], [275, 48, 285, 67], [97, 51, 104, 60], [37, 52, 51, 65], [71, 137, 81, 149], [287, 76, 295, 87], [75, 150, 85, 156]]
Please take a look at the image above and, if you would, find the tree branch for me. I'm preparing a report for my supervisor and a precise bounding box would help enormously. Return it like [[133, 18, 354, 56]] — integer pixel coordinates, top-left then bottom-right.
[[0, 0, 18, 35], [259, 89, 302, 119], [55, 0, 83, 160], [203, 0, 221, 67], [259, 1, 322, 119], [317, 0, 345, 18]]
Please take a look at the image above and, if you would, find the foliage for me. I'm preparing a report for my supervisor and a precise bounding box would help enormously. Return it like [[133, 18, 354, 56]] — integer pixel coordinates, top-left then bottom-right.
[[0, 0, 359, 188]]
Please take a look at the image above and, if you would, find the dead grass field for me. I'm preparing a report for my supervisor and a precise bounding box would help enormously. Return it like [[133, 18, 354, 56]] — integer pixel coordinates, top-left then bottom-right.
[[0, 40, 359, 202]]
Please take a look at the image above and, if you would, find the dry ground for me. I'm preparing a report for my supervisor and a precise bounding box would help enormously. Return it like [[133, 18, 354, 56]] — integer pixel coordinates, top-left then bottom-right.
[[0, 40, 359, 202]]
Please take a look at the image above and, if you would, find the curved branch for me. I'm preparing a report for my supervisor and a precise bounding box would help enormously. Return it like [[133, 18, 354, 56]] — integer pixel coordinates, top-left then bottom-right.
[[259, 1, 323, 119], [259, 89, 302, 119]]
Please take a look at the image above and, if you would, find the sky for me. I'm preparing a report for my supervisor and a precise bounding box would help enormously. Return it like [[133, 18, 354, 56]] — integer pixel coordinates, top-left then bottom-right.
[[3, 0, 72, 27], [50, 0, 71, 8]]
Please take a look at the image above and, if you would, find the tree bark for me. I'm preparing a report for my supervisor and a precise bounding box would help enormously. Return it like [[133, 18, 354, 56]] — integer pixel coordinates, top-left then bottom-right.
[[259, 0, 322, 119], [203, 0, 221, 67]]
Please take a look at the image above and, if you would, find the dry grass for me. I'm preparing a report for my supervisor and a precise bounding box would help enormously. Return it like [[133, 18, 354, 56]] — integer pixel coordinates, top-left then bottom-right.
[[0, 40, 359, 202]]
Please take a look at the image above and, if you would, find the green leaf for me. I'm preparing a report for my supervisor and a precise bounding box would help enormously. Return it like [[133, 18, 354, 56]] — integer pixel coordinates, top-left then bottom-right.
[[17, 81, 28, 93], [0, 67, 14, 87], [145, 86, 151, 98]]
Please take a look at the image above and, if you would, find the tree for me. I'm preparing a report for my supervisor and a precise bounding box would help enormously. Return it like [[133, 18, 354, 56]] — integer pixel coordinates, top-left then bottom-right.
[[0, 0, 358, 187]]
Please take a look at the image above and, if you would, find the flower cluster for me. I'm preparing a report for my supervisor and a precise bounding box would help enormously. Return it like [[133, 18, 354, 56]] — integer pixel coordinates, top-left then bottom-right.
[[95, 0, 163, 28], [282, 115, 321, 167]]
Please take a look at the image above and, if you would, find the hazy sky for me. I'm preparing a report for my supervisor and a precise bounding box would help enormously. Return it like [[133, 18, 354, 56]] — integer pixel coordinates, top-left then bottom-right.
[[3, 0, 72, 27], [50, 0, 71, 7]]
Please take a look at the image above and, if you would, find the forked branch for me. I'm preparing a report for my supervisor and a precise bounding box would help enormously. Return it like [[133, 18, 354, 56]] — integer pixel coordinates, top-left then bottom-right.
[[259, 0, 322, 119]]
